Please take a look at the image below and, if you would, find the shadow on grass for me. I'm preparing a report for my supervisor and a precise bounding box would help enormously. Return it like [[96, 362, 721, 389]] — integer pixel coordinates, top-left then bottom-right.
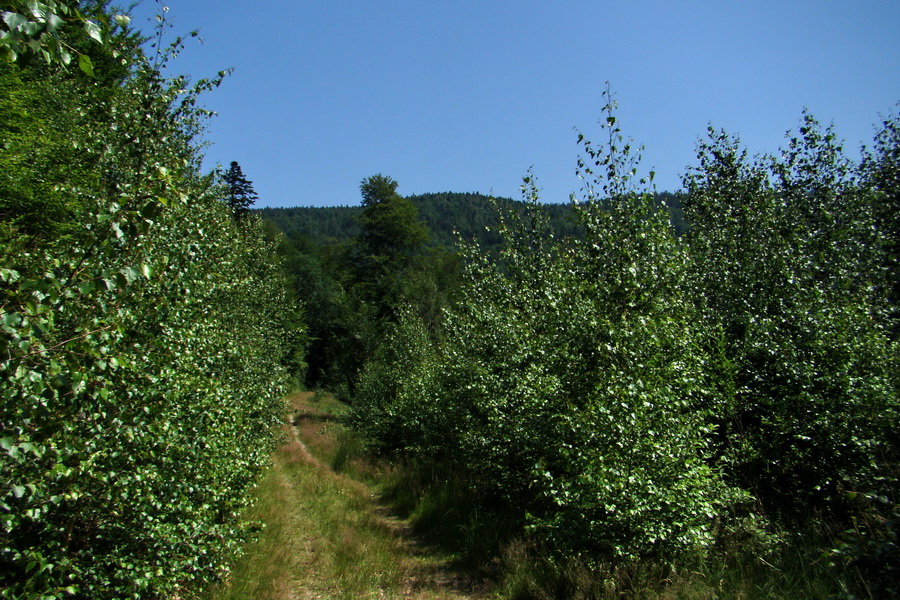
[[375, 460, 520, 574], [291, 411, 343, 426]]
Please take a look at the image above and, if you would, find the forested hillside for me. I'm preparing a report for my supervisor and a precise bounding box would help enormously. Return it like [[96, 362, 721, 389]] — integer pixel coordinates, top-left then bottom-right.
[[259, 190, 687, 251], [258, 205, 362, 244]]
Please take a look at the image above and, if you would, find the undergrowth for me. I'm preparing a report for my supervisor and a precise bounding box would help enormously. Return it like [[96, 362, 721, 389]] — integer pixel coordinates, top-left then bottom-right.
[[343, 428, 881, 599], [206, 390, 880, 600]]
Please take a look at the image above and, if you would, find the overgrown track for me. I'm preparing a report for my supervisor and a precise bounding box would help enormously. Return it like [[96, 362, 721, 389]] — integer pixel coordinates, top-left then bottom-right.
[[206, 391, 491, 600]]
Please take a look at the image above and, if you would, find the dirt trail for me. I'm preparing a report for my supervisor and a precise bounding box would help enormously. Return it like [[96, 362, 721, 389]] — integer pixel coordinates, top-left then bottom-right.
[[211, 391, 492, 600]]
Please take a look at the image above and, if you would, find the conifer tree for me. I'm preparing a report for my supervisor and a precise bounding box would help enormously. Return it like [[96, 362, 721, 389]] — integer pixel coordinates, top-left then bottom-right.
[[223, 160, 258, 217]]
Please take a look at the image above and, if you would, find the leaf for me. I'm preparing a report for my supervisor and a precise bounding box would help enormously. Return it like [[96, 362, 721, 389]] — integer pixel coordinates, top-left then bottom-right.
[[84, 20, 102, 43], [2, 12, 27, 31], [120, 266, 140, 284], [2, 312, 22, 328], [79, 280, 96, 295], [26, 1, 45, 19], [113, 14, 130, 27], [78, 53, 94, 77], [0, 45, 18, 62], [11, 484, 26, 498], [45, 12, 63, 33]]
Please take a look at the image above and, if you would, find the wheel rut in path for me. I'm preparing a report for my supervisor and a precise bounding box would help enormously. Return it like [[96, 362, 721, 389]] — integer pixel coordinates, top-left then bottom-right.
[[276, 391, 491, 600]]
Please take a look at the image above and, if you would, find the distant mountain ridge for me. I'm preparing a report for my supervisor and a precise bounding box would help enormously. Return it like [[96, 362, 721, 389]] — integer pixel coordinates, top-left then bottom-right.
[[257, 191, 686, 249]]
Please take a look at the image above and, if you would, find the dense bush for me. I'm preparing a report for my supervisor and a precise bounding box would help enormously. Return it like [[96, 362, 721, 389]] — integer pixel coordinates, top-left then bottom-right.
[[683, 116, 897, 518], [1, 5, 295, 599], [354, 95, 739, 562], [352, 93, 899, 591]]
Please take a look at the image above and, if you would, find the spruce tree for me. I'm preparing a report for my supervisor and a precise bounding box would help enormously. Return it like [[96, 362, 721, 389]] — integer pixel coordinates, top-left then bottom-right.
[[223, 160, 258, 217]]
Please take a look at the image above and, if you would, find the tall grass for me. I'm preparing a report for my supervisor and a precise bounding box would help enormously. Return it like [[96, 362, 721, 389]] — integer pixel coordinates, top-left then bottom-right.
[[488, 516, 860, 600], [204, 391, 490, 600], [205, 390, 859, 600], [201, 426, 311, 600]]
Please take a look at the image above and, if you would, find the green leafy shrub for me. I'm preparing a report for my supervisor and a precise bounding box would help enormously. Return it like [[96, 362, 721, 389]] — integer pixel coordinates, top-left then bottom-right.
[[354, 90, 738, 563], [0, 7, 294, 599], [682, 114, 899, 597], [682, 117, 898, 519]]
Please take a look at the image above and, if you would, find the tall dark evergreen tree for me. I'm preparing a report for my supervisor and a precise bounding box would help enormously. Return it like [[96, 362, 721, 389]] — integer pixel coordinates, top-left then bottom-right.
[[223, 160, 258, 217]]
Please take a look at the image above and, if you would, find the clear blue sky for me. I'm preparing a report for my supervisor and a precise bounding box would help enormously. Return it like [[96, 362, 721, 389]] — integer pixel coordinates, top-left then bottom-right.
[[130, 1, 899, 208]]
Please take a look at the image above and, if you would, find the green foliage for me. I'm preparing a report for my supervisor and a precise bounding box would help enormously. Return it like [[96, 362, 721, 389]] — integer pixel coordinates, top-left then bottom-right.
[[353, 91, 736, 563], [258, 205, 362, 243], [349, 90, 899, 597], [273, 174, 466, 395], [355, 174, 429, 269], [681, 113, 899, 598], [0, 3, 143, 243], [352, 308, 448, 457], [0, 0, 128, 76], [337, 175, 432, 392], [682, 118, 897, 520], [0, 60, 84, 238], [862, 104, 900, 335], [259, 191, 689, 252], [0, 5, 294, 599]]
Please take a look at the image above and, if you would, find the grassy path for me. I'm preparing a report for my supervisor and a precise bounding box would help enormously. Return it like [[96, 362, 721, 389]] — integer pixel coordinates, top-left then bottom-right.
[[205, 391, 493, 600]]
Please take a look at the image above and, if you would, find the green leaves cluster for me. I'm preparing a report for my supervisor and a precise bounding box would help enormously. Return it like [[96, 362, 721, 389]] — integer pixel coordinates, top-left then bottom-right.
[[277, 173, 459, 397], [0, 0, 128, 76], [354, 93, 737, 562], [1, 5, 294, 599], [683, 115, 896, 515], [683, 110, 899, 594], [351, 90, 900, 582], [352, 175, 430, 314]]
